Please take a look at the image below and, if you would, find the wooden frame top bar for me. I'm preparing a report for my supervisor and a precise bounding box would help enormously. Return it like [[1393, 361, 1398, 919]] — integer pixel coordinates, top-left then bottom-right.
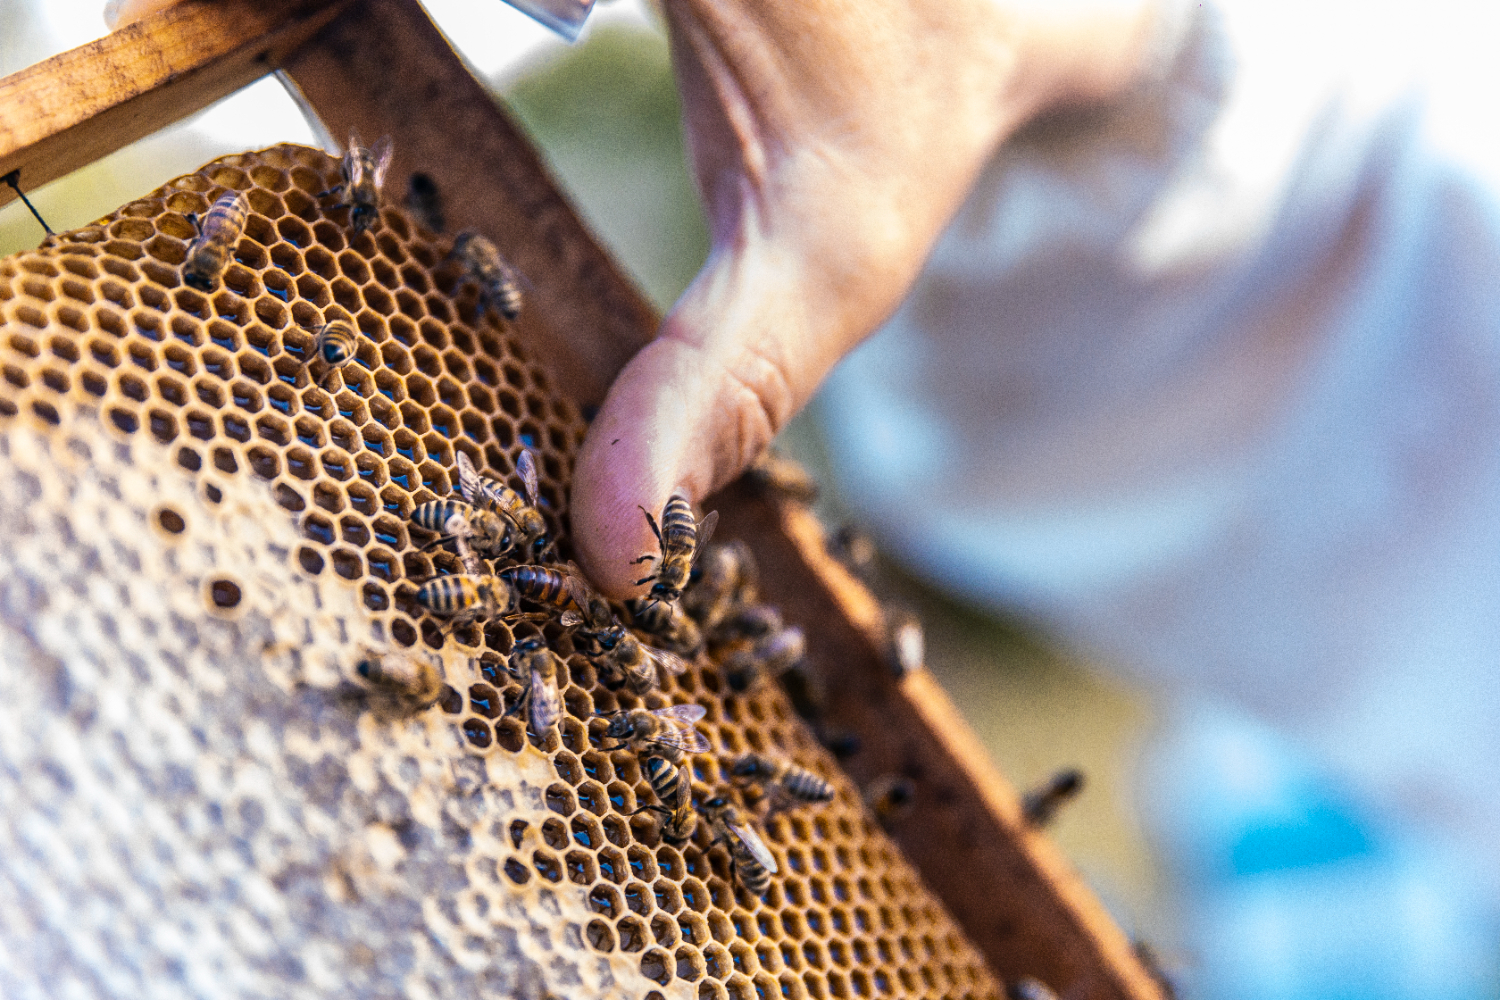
[[0, 0, 349, 211]]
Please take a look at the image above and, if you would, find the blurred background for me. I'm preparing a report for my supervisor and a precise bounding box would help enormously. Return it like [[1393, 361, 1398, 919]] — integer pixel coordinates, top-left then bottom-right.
[[17, 3, 1496, 998]]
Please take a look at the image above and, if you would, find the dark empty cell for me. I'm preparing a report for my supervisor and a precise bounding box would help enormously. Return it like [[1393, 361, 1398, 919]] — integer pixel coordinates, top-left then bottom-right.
[[273, 356, 303, 386], [336, 391, 369, 424], [331, 549, 362, 579], [297, 546, 325, 575], [362, 283, 394, 315], [39, 368, 68, 394], [208, 578, 241, 609], [221, 414, 250, 442], [327, 421, 360, 453], [412, 345, 442, 378], [346, 484, 377, 515], [545, 784, 575, 815], [229, 383, 262, 413], [468, 684, 500, 719], [148, 410, 177, 442], [586, 920, 615, 952], [566, 852, 595, 884], [576, 784, 604, 815], [618, 918, 646, 954], [176, 446, 202, 471], [254, 297, 288, 330], [374, 369, 404, 402], [640, 950, 672, 986], [211, 447, 237, 474], [304, 246, 336, 279], [389, 615, 416, 646], [429, 403, 459, 436], [108, 408, 139, 433], [302, 516, 336, 546], [104, 367, 155, 406], [502, 858, 530, 884], [286, 448, 316, 480], [361, 582, 389, 611], [495, 719, 525, 752], [247, 446, 279, 479], [532, 852, 562, 883], [321, 452, 351, 481], [356, 454, 387, 486], [370, 517, 403, 548], [338, 517, 368, 546], [436, 684, 463, 714]]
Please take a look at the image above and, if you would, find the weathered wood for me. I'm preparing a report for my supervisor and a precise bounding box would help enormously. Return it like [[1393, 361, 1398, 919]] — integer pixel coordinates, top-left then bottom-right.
[[280, 0, 661, 408], [0, 0, 349, 211], [711, 482, 1168, 1000]]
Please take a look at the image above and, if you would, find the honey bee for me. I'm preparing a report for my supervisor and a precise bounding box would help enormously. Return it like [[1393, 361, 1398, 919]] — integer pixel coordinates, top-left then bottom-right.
[[406, 171, 445, 233], [599, 703, 710, 766], [587, 625, 690, 696], [728, 752, 834, 807], [702, 796, 778, 899], [863, 774, 917, 827], [681, 540, 758, 635], [717, 603, 783, 644], [1007, 977, 1061, 1000], [409, 498, 515, 574], [456, 450, 550, 561], [509, 633, 562, 736], [356, 654, 444, 713], [322, 132, 393, 233], [724, 626, 806, 693], [306, 320, 361, 390], [452, 231, 524, 320], [744, 449, 819, 504], [413, 573, 514, 628], [501, 562, 617, 632], [1021, 768, 1085, 827], [885, 607, 925, 678], [181, 191, 248, 291], [625, 597, 705, 658], [631, 754, 698, 848], [633, 493, 719, 606], [824, 523, 877, 583]]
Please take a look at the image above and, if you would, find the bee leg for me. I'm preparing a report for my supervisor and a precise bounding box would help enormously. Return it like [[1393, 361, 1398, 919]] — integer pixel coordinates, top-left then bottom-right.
[[629, 804, 671, 818], [639, 506, 664, 547], [505, 682, 532, 717], [314, 183, 344, 200], [185, 211, 201, 235]]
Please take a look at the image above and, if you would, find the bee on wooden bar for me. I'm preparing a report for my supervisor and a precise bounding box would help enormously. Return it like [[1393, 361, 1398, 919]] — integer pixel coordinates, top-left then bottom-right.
[[509, 633, 562, 736], [306, 320, 361, 390], [682, 540, 758, 634], [409, 497, 514, 573], [500, 562, 617, 632], [587, 625, 690, 696], [181, 191, 248, 291], [1008, 977, 1060, 1000], [633, 493, 719, 607], [321, 132, 393, 233], [413, 573, 514, 628], [744, 449, 819, 504], [625, 597, 704, 658], [1021, 768, 1085, 827], [863, 773, 916, 827], [885, 607, 926, 678], [406, 171, 445, 233], [599, 703, 710, 766], [452, 231, 524, 320], [703, 795, 778, 899], [728, 752, 834, 807], [724, 626, 806, 693], [825, 523, 877, 583], [456, 451, 550, 561]]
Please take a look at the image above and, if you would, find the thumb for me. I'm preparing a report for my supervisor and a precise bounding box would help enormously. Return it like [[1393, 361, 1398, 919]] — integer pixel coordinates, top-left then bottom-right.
[[572, 242, 835, 598]]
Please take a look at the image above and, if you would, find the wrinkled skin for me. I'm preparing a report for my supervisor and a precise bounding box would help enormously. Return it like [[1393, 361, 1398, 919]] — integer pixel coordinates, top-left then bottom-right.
[[112, 0, 1161, 597]]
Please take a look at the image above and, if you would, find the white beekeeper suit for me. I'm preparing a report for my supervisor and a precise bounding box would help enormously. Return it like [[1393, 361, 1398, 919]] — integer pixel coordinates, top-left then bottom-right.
[[822, 1, 1500, 995]]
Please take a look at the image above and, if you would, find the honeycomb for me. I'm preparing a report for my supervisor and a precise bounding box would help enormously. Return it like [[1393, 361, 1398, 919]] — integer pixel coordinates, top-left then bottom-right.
[[0, 145, 1006, 1000]]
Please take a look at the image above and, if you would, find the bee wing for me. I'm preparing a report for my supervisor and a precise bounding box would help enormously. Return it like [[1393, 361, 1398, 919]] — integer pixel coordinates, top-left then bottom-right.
[[370, 135, 395, 189], [529, 664, 561, 733], [346, 129, 363, 155], [517, 448, 541, 508], [726, 817, 778, 874], [651, 725, 712, 756], [647, 645, 690, 680], [652, 702, 706, 725], [691, 510, 720, 566], [455, 451, 486, 504]]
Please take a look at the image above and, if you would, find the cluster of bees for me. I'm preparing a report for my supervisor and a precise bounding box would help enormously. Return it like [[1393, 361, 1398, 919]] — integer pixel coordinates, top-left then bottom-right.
[[177, 133, 523, 391], [407, 445, 830, 897], [172, 133, 835, 899]]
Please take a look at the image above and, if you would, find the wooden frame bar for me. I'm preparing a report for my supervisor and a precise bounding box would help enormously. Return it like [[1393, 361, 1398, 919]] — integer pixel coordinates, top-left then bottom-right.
[[0, 4, 1167, 997]]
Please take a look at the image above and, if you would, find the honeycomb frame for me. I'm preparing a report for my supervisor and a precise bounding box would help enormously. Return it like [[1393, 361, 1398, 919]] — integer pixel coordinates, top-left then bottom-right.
[[0, 145, 1006, 1000]]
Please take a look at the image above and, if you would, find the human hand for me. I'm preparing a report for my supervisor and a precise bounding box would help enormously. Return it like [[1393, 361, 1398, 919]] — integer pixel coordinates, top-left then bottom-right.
[[574, 0, 1164, 596]]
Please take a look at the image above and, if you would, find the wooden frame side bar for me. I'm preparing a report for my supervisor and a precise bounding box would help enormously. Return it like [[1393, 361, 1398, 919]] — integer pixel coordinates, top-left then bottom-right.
[[0, 0, 349, 210], [713, 484, 1168, 1000]]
